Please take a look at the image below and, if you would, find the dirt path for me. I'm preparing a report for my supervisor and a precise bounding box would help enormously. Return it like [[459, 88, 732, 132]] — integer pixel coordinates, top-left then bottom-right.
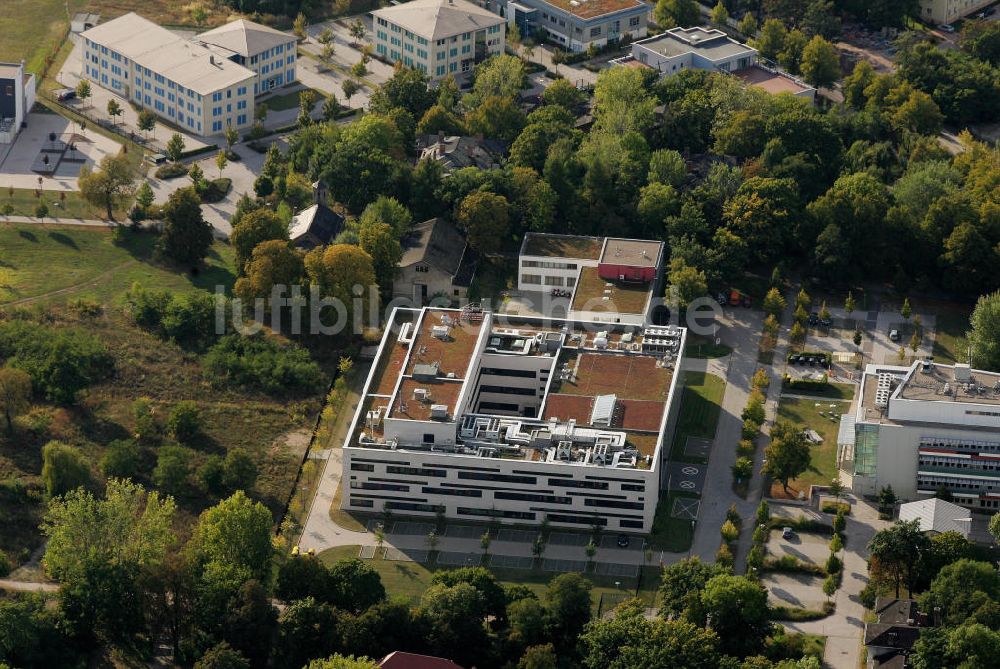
[[1, 259, 137, 307]]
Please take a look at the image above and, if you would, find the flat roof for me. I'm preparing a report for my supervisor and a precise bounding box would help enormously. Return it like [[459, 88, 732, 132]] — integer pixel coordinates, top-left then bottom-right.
[[599, 238, 661, 268], [636, 26, 755, 61], [0, 63, 23, 79], [571, 266, 651, 315], [522, 233, 604, 260], [897, 363, 1000, 406], [372, 0, 504, 40], [404, 309, 482, 380], [81, 13, 256, 95], [537, 0, 647, 20], [733, 65, 813, 95]]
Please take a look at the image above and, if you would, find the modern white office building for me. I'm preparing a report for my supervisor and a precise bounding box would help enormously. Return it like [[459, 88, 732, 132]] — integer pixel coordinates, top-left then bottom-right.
[[341, 305, 686, 533], [80, 13, 297, 136], [837, 361, 1000, 511], [0, 61, 35, 144], [516, 233, 665, 326], [614, 26, 815, 99], [372, 0, 505, 79], [492, 0, 650, 52]]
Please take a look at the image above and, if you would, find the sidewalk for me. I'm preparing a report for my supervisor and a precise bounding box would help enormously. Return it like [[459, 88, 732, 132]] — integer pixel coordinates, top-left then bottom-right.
[[0, 214, 113, 227]]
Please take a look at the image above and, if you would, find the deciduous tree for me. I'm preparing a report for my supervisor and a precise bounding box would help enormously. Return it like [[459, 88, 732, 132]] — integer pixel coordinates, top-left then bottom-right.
[[78, 153, 137, 220]]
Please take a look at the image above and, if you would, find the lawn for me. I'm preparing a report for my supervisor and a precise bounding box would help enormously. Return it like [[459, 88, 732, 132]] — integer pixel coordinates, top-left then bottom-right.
[[0, 224, 234, 305], [318, 545, 661, 612], [668, 371, 726, 464], [0, 224, 325, 567], [780, 381, 856, 400], [0, 188, 115, 221], [260, 88, 322, 112], [468, 256, 516, 306], [686, 334, 733, 359], [649, 491, 698, 552], [932, 308, 972, 365], [771, 391, 856, 499]]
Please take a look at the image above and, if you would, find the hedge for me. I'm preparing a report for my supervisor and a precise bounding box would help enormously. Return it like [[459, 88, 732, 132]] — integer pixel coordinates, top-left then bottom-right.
[[178, 143, 219, 160], [783, 376, 830, 391], [762, 555, 827, 577], [770, 602, 835, 621], [200, 178, 232, 204], [820, 501, 851, 515], [787, 350, 833, 366], [155, 162, 189, 179], [770, 516, 835, 536]]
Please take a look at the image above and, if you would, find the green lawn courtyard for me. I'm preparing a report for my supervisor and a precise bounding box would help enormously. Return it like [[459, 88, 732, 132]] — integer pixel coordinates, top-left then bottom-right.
[[669, 371, 726, 464], [772, 389, 856, 498]]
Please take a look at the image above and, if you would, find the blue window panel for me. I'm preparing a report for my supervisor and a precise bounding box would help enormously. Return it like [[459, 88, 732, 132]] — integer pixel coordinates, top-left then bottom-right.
[[212, 121, 222, 132], [212, 92, 222, 102], [237, 114, 247, 125], [145, 94, 151, 105]]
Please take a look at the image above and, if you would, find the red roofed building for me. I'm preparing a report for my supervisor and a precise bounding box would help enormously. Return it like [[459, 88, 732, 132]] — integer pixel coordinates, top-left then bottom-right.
[[379, 651, 466, 669]]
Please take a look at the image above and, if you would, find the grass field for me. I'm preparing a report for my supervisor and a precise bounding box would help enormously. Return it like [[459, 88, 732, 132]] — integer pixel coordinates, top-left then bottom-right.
[[780, 381, 856, 400], [686, 335, 733, 359], [649, 491, 697, 552], [932, 308, 972, 365], [260, 88, 323, 112], [0, 224, 324, 567], [770, 391, 856, 499], [0, 188, 114, 220], [318, 545, 660, 611], [0, 224, 233, 305], [669, 371, 726, 464]]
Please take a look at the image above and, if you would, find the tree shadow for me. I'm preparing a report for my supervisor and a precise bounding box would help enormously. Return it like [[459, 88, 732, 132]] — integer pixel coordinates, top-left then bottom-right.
[[19, 230, 38, 242], [48, 231, 80, 249]]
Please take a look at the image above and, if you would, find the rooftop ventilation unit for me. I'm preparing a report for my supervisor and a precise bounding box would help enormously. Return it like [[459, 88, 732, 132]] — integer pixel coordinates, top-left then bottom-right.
[[955, 364, 972, 382], [413, 387, 430, 401], [432, 325, 449, 339], [430, 404, 449, 419]]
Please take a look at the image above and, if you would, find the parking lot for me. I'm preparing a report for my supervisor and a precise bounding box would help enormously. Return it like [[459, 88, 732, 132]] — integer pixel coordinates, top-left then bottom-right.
[[768, 528, 830, 566]]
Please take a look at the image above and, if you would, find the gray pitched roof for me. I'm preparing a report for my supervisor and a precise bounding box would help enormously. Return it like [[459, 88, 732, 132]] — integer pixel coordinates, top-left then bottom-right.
[[898, 498, 972, 537], [400, 218, 467, 276], [416, 134, 506, 171], [372, 0, 504, 41], [197, 18, 296, 58], [289, 203, 344, 248]]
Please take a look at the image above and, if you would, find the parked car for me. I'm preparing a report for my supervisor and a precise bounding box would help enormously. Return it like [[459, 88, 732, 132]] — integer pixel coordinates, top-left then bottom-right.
[[144, 152, 167, 165], [742, 294, 753, 308], [728, 289, 742, 306], [616, 534, 630, 548], [782, 527, 794, 540], [940, 23, 956, 32], [808, 312, 819, 325], [55, 88, 76, 101], [819, 315, 833, 327], [716, 292, 727, 305], [889, 329, 900, 342]]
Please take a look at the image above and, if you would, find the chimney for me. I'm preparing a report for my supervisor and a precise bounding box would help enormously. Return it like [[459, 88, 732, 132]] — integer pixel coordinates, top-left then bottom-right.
[[312, 180, 325, 205]]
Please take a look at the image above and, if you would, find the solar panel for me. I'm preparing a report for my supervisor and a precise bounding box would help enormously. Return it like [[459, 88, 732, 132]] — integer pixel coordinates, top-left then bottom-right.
[[590, 393, 617, 425]]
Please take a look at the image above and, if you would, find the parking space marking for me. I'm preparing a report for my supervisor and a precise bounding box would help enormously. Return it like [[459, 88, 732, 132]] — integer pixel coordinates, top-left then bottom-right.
[[436, 551, 482, 566], [490, 554, 534, 570]]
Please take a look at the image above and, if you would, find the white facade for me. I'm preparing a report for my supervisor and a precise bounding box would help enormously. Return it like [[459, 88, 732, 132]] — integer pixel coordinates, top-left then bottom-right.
[[80, 13, 297, 136], [496, 0, 649, 52], [625, 27, 756, 75], [920, 0, 993, 23], [0, 61, 35, 144], [341, 307, 686, 533], [372, 0, 505, 80], [838, 362, 1000, 511]]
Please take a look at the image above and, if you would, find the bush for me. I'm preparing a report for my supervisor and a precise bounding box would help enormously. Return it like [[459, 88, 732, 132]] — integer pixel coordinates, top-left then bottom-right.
[[223, 448, 258, 492], [715, 543, 734, 568], [747, 544, 764, 570], [771, 515, 835, 535], [770, 604, 834, 621], [721, 520, 740, 543], [763, 555, 826, 576], [821, 500, 851, 515], [752, 525, 768, 544], [42, 440, 91, 497], [167, 401, 200, 443], [155, 162, 189, 179], [153, 445, 190, 496], [832, 511, 846, 535], [783, 375, 830, 391], [203, 333, 325, 395], [200, 178, 232, 204], [732, 456, 753, 480], [0, 549, 10, 577], [125, 285, 218, 350], [199, 455, 226, 495], [742, 418, 760, 440], [178, 144, 219, 160], [101, 439, 141, 480], [0, 321, 112, 404], [825, 553, 842, 575], [859, 582, 879, 609], [737, 439, 755, 457], [829, 533, 843, 553]]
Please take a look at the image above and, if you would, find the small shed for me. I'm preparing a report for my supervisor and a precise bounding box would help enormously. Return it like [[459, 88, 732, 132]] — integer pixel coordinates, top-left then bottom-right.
[[71, 13, 100, 33]]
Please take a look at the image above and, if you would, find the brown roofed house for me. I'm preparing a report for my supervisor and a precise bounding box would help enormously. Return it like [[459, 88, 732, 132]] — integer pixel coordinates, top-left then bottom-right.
[[379, 651, 465, 669]]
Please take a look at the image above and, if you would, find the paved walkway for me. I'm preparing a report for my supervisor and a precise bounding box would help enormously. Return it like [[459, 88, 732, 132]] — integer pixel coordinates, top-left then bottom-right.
[[689, 303, 768, 565], [780, 496, 888, 669], [298, 361, 372, 553], [0, 214, 113, 227], [0, 579, 58, 593]]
